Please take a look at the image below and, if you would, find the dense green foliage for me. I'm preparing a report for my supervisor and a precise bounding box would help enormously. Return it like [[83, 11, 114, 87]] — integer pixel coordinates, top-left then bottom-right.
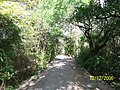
[[0, 0, 120, 89], [0, 14, 21, 88], [72, 0, 120, 88], [0, 0, 77, 89]]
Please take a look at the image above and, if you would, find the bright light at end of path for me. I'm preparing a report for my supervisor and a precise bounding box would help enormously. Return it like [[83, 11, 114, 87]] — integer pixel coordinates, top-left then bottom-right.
[[55, 55, 72, 60]]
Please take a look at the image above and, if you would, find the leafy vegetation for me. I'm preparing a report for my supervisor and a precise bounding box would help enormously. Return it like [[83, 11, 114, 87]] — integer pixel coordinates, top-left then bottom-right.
[[0, 0, 120, 89], [72, 0, 120, 89]]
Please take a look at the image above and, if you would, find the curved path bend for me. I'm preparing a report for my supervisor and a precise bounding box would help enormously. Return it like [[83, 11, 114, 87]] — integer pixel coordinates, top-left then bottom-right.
[[24, 55, 114, 90]]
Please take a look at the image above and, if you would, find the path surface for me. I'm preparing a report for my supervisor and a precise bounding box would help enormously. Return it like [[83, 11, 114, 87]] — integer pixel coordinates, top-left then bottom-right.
[[24, 55, 114, 90]]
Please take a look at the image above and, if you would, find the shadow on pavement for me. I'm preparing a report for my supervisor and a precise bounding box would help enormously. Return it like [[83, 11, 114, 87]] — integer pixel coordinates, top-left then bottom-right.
[[24, 54, 114, 90]]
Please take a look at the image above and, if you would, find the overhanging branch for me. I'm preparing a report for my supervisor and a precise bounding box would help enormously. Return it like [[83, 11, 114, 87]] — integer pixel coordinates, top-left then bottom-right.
[[71, 23, 92, 30], [95, 13, 120, 19]]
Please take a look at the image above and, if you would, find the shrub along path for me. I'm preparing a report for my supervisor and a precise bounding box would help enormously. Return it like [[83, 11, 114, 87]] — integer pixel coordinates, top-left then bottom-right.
[[20, 55, 114, 90]]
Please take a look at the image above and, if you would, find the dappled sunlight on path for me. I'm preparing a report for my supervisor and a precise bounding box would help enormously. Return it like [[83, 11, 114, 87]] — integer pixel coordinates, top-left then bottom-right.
[[21, 55, 114, 90]]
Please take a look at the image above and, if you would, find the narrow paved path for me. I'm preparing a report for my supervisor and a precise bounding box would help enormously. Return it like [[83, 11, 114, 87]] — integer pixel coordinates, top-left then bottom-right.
[[25, 55, 114, 90]]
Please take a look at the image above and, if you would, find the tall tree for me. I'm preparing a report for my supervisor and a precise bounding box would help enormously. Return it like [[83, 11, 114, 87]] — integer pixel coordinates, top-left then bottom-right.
[[71, 0, 120, 56]]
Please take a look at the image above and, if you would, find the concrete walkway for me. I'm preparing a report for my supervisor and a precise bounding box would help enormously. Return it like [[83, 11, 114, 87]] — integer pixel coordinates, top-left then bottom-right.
[[24, 55, 114, 90]]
